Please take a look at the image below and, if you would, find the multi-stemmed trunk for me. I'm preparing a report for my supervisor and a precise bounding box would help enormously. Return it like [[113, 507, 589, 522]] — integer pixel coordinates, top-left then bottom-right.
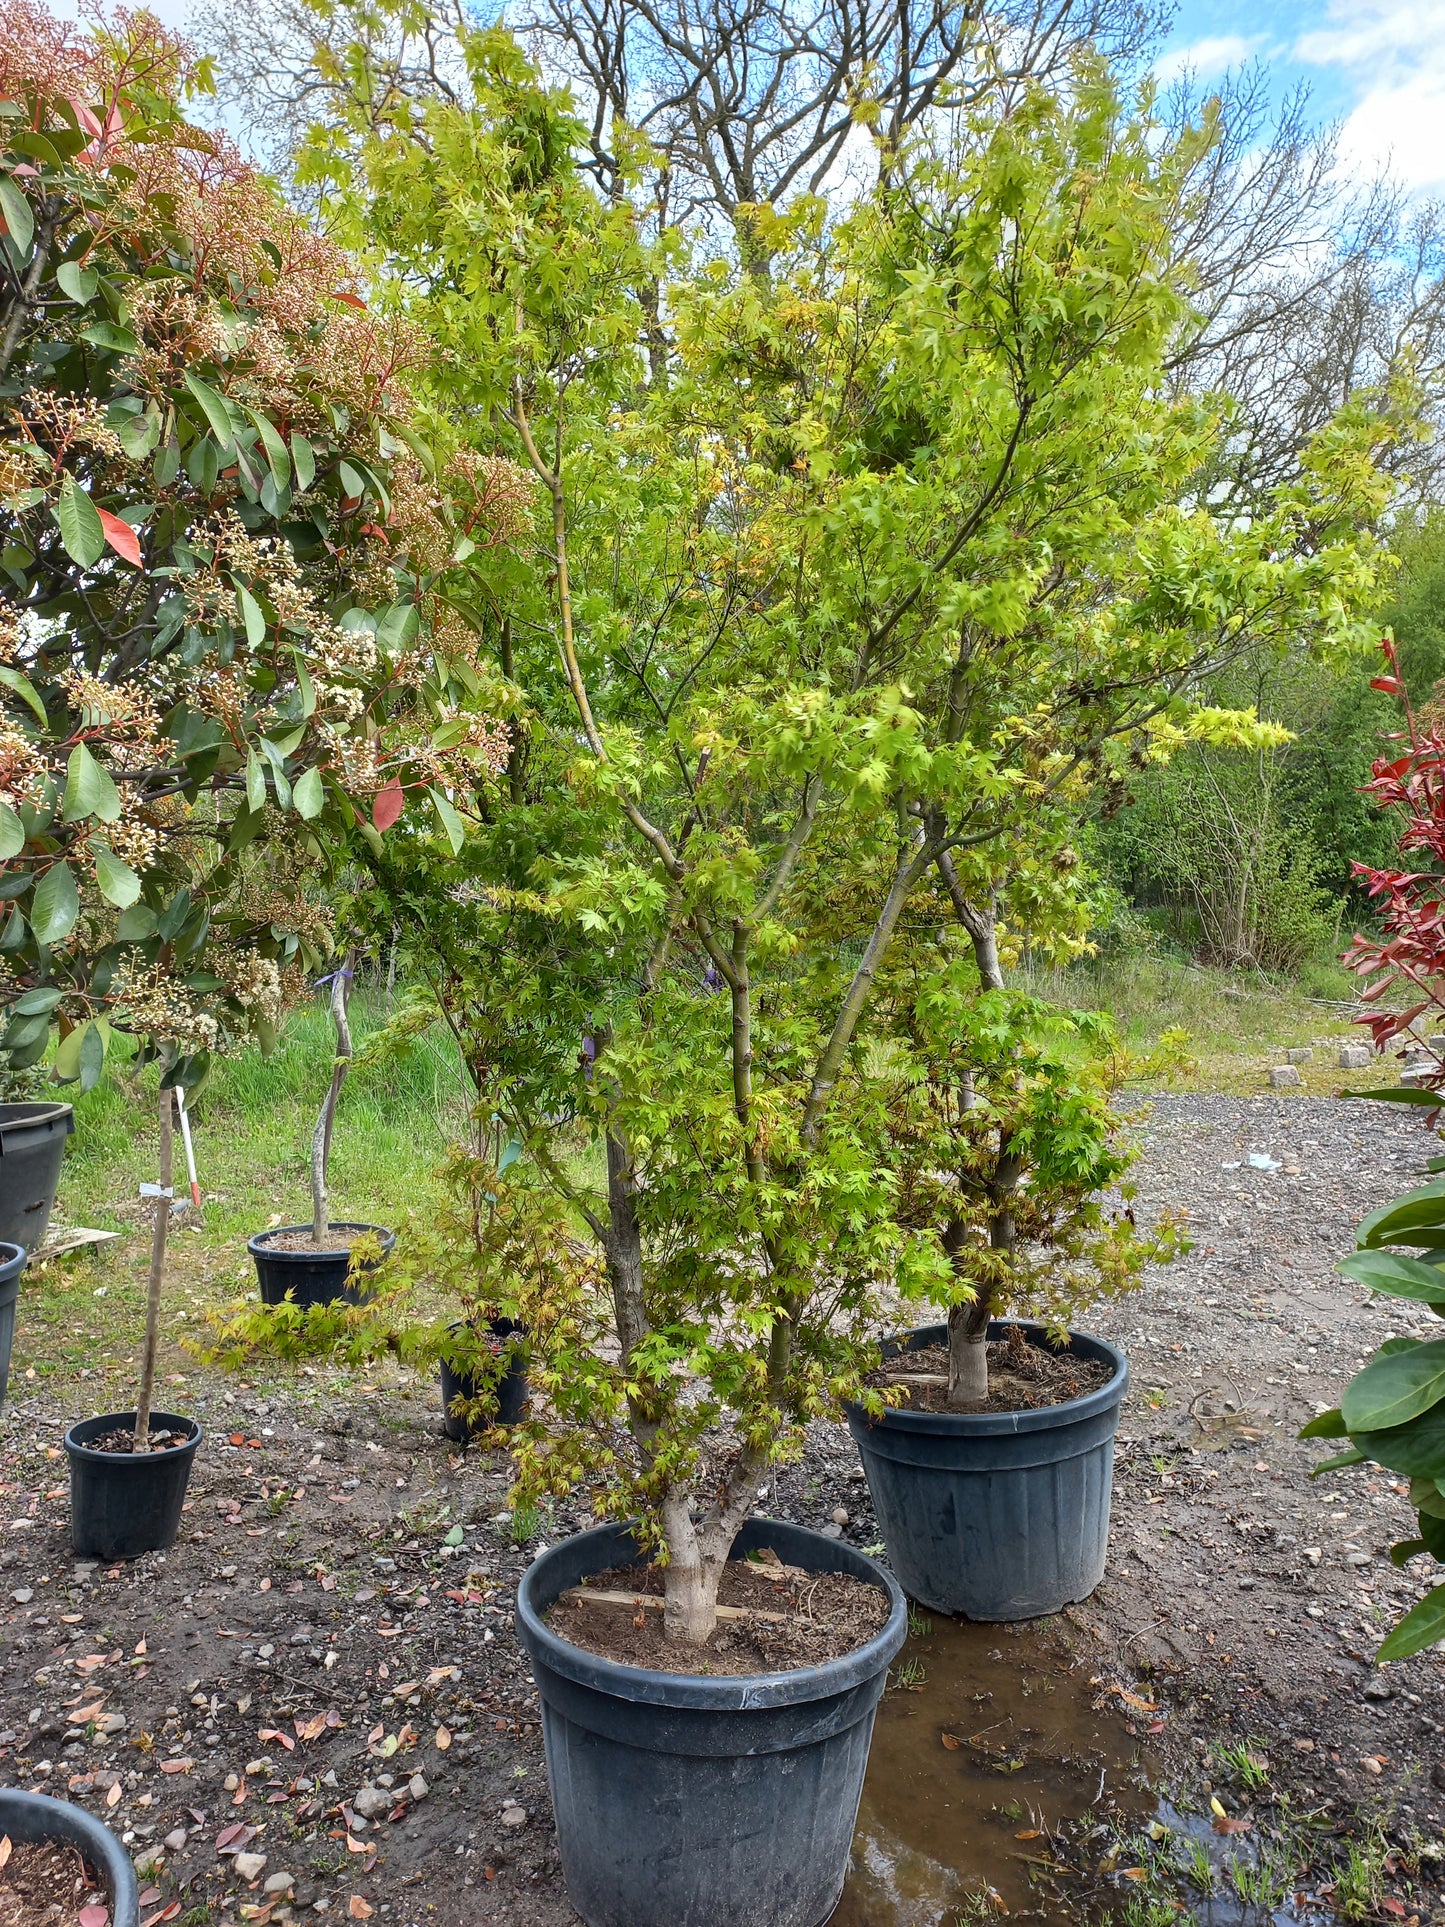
[[310, 948, 356, 1247]]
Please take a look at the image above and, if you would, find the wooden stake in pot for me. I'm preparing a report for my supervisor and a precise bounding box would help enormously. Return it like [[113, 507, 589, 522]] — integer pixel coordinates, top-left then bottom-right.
[[134, 1087, 174, 1452]]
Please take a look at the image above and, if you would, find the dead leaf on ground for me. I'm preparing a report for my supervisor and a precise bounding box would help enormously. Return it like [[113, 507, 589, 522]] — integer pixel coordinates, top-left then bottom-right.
[[348, 1899, 374, 1919], [1213, 1817, 1253, 1835], [435, 1727, 451, 1751], [106, 1782, 121, 1808], [940, 1732, 962, 1751], [0, 1836, 11, 1871]]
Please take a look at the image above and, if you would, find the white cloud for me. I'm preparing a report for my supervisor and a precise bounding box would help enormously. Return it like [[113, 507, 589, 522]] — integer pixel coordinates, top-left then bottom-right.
[[1152, 32, 1265, 83], [1294, 0, 1445, 194]]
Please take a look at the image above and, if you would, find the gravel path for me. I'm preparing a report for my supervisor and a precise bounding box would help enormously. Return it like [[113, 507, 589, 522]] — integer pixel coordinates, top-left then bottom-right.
[[3, 1088, 1444, 1925]]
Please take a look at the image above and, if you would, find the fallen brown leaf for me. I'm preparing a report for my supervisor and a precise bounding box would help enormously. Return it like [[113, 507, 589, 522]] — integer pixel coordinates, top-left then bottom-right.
[[0, 1837, 11, 1872], [435, 1727, 451, 1752], [348, 1900, 374, 1920], [940, 1732, 962, 1751]]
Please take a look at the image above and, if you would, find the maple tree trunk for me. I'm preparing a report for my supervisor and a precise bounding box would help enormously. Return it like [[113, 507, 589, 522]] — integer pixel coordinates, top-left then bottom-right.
[[310, 949, 356, 1245]]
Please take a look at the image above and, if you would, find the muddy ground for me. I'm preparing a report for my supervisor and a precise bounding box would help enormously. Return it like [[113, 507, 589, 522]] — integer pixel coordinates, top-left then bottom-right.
[[2, 1089, 1444, 1925]]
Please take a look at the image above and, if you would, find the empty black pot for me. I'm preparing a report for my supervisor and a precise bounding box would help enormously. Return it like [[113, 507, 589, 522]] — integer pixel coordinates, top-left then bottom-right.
[[0, 1100, 74, 1252], [0, 1240, 25, 1413], [248, 1222, 396, 1308], [439, 1317, 528, 1440], [64, 1409, 203, 1561], [517, 1517, 906, 1927], [0, 1786, 138, 1927], [845, 1321, 1128, 1621]]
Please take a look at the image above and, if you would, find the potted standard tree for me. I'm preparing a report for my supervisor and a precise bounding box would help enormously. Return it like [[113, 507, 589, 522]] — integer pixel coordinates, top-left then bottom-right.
[[854, 911, 1188, 1618], [246, 946, 398, 1306], [2, 2, 511, 1553], [316, 25, 1392, 1921]]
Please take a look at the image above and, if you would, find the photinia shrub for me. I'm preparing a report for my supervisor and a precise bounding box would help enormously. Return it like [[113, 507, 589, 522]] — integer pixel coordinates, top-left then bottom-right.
[[1306, 640, 1445, 1659], [0, 0, 517, 1090]]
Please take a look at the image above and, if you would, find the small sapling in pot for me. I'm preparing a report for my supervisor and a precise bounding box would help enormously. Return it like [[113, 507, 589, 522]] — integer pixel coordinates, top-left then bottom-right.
[[247, 947, 397, 1307], [64, 1086, 203, 1561]]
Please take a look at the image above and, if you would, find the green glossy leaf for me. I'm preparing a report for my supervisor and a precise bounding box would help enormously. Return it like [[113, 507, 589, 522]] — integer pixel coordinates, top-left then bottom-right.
[[430, 787, 465, 855], [80, 322, 140, 355], [63, 742, 120, 823], [56, 482, 105, 568], [117, 902, 157, 941], [0, 177, 34, 257], [30, 860, 79, 944], [0, 798, 22, 859], [117, 412, 159, 461], [1298, 1407, 1347, 1439], [290, 433, 316, 492], [1390, 1538, 1428, 1568], [184, 372, 235, 449], [1309, 1447, 1366, 1475], [78, 1018, 105, 1091], [0, 668, 45, 724], [12, 987, 63, 1015], [236, 584, 266, 649], [51, 1022, 83, 1082], [1415, 1477, 1445, 1521], [56, 259, 98, 304], [1378, 1583, 1445, 1661], [292, 764, 324, 820], [91, 841, 141, 909], [337, 460, 366, 499], [245, 749, 266, 813], [1358, 1183, 1445, 1249], [154, 440, 180, 488], [0, 905, 25, 951], [1355, 1400, 1445, 1480], [294, 651, 316, 718], [1353, 1087, 1445, 1105], [247, 409, 291, 488], [1343, 1340, 1445, 1432], [1339, 1249, 1445, 1304]]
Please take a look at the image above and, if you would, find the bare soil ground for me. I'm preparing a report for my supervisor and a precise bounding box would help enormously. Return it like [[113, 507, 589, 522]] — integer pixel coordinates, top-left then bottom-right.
[[2, 1088, 1444, 1925]]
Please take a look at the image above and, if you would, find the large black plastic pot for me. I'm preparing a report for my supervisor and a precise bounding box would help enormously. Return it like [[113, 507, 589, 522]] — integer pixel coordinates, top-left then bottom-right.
[[439, 1317, 528, 1441], [64, 1410, 203, 1561], [517, 1518, 906, 1927], [0, 1240, 24, 1414], [0, 1100, 74, 1252], [247, 1222, 395, 1308], [0, 1786, 138, 1927], [845, 1321, 1129, 1621]]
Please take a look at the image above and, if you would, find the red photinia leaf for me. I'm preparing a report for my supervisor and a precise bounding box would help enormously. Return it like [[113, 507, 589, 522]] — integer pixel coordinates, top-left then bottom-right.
[[1371, 676, 1405, 696], [78, 1907, 108, 1927], [373, 778, 404, 832], [258, 1726, 296, 1750], [98, 509, 141, 567], [333, 290, 368, 311], [69, 98, 104, 138]]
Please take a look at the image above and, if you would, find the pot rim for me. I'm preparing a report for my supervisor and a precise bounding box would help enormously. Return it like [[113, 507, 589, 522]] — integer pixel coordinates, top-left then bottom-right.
[[63, 1410, 203, 1465], [0, 1240, 25, 1280], [516, 1517, 906, 1713], [247, 1222, 396, 1261], [0, 1786, 138, 1923], [844, 1320, 1129, 1438]]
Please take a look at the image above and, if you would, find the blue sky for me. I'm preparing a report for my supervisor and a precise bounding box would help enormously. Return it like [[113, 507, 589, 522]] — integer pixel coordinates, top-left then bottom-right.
[[1155, 0, 1445, 195]]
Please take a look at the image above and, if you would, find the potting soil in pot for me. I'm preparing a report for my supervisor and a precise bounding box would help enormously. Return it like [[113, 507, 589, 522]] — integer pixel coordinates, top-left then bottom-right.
[[544, 1552, 890, 1675], [869, 1326, 1113, 1414], [0, 1833, 106, 1927], [82, 1426, 187, 1455], [254, 1226, 376, 1254]]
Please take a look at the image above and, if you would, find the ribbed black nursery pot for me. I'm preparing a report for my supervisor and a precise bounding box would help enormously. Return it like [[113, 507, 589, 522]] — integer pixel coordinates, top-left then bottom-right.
[[64, 1410, 202, 1561], [248, 1223, 396, 1308], [439, 1318, 528, 1441], [516, 1518, 907, 1927], [0, 1787, 139, 1927], [845, 1321, 1129, 1621], [0, 1100, 74, 1252], [0, 1240, 25, 1414]]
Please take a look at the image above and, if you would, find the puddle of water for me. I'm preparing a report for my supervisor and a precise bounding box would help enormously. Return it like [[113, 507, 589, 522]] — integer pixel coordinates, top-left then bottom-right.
[[834, 1612, 1156, 1926]]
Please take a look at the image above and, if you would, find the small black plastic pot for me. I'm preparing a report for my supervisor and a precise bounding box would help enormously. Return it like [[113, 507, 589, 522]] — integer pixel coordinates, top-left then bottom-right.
[[0, 1786, 138, 1927], [517, 1516, 906, 1927], [439, 1317, 528, 1441], [247, 1222, 396, 1308], [0, 1100, 74, 1252], [845, 1321, 1129, 1621], [0, 1240, 25, 1414], [64, 1410, 203, 1561]]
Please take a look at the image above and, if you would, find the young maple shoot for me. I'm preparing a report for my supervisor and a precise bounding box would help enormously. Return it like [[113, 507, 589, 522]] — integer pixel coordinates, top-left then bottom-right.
[[309, 947, 357, 1246], [312, 33, 1395, 1644]]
